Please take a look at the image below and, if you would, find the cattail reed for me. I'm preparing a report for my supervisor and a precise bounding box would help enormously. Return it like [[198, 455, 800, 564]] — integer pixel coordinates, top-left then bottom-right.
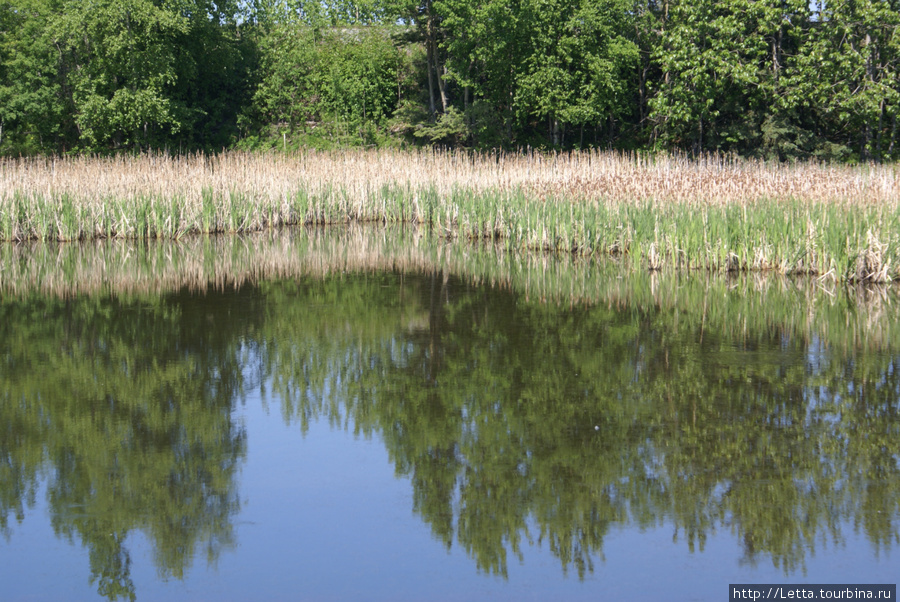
[[1, 149, 898, 281]]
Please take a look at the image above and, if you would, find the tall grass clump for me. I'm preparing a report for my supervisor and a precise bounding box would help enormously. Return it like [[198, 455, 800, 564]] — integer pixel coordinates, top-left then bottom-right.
[[1, 150, 899, 281]]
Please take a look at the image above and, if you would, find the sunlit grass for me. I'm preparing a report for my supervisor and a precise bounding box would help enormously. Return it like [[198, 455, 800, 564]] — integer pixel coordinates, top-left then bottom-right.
[[1, 149, 898, 281]]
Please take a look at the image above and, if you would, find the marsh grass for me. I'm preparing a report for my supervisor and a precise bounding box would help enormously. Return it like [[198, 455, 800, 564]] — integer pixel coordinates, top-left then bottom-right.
[[1, 149, 898, 281]]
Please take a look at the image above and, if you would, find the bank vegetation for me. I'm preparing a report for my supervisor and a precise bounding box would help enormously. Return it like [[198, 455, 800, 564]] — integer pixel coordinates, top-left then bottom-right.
[[1, 149, 898, 282]]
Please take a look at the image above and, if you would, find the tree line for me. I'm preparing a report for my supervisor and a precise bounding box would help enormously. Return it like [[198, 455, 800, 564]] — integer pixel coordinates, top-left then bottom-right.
[[1, 0, 898, 160]]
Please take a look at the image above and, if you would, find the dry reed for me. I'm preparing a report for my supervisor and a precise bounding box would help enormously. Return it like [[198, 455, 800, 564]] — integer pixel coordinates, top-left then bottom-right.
[[1, 149, 898, 280]]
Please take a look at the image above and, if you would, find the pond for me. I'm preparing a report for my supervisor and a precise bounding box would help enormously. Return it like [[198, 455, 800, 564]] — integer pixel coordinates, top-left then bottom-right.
[[0, 228, 897, 600]]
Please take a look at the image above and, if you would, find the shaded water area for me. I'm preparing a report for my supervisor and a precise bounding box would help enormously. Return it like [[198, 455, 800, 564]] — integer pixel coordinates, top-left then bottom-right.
[[0, 227, 898, 600]]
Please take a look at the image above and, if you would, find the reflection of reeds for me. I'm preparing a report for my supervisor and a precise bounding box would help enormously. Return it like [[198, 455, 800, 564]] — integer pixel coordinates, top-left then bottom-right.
[[1, 226, 897, 353], [1, 150, 899, 280], [0, 226, 442, 298]]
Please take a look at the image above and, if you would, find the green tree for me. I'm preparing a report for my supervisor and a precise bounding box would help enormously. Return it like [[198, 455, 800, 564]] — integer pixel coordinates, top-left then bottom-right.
[[0, 0, 74, 153], [788, 0, 900, 161], [650, 0, 807, 154], [168, 0, 257, 150], [437, 0, 527, 144], [514, 0, 638, 146], [649, 0, 900, 159], [437, 0, 638, 147], [49, 0, 193, 151], [248, 22, 403, 147]]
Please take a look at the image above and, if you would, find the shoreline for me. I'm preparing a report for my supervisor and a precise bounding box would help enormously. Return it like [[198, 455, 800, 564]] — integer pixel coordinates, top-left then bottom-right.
[[1, 149, 897, 282]]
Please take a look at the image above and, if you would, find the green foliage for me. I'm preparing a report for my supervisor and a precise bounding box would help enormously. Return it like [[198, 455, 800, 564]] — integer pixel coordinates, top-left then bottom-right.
[[515, 0, 639, 134], [436, 0, 638, 147], [0, 0, 898, 155], [0, 0, 252, 154], [788, 0, 900, 161], [0, 0, 72, 153], [250, 0, 393, 27], [650, 0, 795, 152], [50, 0, 192, 151], [168, 10, 257, 150], [246, 24, 404, 146], [650, 0, 900, 159], [412, 105, 466, 145]]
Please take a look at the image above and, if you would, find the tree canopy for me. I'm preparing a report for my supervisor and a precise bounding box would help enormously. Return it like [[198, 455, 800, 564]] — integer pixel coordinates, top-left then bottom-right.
[[1, 0, 898, 158]]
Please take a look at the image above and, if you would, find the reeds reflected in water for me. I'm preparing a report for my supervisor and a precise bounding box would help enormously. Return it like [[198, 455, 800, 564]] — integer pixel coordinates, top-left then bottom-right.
[[0, 226, 897, 354]]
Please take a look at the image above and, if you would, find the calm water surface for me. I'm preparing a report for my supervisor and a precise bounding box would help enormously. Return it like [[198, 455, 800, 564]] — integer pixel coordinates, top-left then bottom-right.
[[0, 233, 898, 600]]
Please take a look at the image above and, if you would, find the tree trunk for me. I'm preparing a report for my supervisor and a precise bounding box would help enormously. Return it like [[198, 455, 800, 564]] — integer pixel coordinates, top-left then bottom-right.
[[426, 39, 437, 117], [463, 63, 470, 114], [463, 76, 470, 133], [876, 99, 884, 161], [862, 124, 870, 162], [888, 112, 897, 157], [424, 0, 447, 116], [773, 24, 782, 88], [639, 65, 648, 124], [655, 0, 670, 146], [438, 63, 449, 113], [696, 117, 703, 155]]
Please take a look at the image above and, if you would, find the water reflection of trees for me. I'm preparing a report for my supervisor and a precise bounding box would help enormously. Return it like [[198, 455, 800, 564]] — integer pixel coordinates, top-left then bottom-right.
[[1, 269, 898, 598], [259, 271, 900, 578], [0, 291, 255, 600]]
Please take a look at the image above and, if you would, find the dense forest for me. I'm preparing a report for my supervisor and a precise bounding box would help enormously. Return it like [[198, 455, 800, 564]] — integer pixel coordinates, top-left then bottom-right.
[[1, 0, 898, 160]]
